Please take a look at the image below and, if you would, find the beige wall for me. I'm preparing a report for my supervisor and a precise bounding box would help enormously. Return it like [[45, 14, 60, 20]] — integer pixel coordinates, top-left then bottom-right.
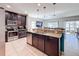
[[0, 8, 5, 56], [26, 14, 79, 30], [26, 16, 43, 31]]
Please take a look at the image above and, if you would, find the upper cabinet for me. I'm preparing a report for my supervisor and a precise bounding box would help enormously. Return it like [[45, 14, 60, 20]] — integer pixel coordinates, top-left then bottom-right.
[[21, 16, 26, 26], [5, 11, 18, 21], [5, 11, 27, 42], [5, 11, 18, 25], [17, 15, 26, 27], [5, 11, 26, 29]]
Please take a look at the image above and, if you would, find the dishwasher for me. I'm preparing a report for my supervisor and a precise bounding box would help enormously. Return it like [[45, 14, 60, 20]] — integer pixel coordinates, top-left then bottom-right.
[[27, 33, 32, 45]]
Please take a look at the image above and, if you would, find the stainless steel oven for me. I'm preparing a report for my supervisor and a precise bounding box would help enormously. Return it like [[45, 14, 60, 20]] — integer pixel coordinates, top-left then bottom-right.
[[18, 29, 26, 38], [8, 31, 18, 42]]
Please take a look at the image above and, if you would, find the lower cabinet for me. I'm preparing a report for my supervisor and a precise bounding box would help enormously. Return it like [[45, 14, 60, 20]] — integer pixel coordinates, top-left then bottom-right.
[[32, 34, 44, 52], [44, 37, 59, 56], [38, 35, 44, 52], [32, 34, 39, 48], [32, 33, 60, 56]]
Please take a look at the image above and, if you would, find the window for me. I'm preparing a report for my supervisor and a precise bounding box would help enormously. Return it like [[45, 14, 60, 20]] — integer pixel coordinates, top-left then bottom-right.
[[70, 21, 75, 31], [31, 21, 36, 29], [66, 22, 70, 31], [47, 22, 58, 28], [66, 21, 75, 32], [76, 21, 79, 28], [65, 21, 79, 32]]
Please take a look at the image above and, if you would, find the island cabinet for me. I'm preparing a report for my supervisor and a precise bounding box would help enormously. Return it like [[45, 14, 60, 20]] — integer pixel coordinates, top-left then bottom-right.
[[32, 34, 39, 48], [44, 36, 59, 56], [27, 32, 64, 56], [32, 34, 45, 52], [38, 35, 45, 52]]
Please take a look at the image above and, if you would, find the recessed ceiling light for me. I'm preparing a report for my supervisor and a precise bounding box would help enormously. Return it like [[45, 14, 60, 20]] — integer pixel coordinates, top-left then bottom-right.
[[6, 5, 11, 8], [37, 3, 41, 6]]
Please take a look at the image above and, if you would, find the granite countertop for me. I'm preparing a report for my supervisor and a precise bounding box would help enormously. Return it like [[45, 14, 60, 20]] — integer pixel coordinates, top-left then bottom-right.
[[27, 30, 63, 38]]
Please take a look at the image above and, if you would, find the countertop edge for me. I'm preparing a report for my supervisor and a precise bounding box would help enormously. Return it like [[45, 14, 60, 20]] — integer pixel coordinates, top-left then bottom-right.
[[27, 31, 63, 39]]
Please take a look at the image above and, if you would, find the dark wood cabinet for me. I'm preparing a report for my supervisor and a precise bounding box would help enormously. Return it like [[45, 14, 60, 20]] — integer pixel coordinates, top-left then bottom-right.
[[29, 32, 60, 56], [5, 11, 26, 27], [5, 11, 27, 42], [38, 35, 45, 52], [32, 34, 39, 48], [45, 37, 59, 56], [17, 15, 26, 27], [17, 15, 22, 26], [21, 16, 26, 26], [5, 11, 18, 21], [5, 12, 11, 20], [32, 34, 45, 52]]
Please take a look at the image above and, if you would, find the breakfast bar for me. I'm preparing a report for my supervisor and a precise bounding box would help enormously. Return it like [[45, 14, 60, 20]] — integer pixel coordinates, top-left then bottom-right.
[[26, 29, 64, 56]]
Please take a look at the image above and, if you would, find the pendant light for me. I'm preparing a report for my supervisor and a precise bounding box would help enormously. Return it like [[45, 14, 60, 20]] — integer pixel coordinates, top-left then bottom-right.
[[36, 9, 39, 18], [43, 6, 46, 18], [53, 3, 56, 16]]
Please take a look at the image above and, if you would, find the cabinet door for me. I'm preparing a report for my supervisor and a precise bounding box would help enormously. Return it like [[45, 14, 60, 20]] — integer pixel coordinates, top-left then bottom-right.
[[45, 37, 59, 56], [17, 15, 26, 26], [17, 15, 21, 26], [32, 34, 39, 48], [38, 35, 45, 52], [5, 12, 11, 20], [21, 16, 26, 26]]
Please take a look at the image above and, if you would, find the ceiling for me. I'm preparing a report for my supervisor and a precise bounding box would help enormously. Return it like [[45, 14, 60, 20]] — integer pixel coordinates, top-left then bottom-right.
[[0, 3, 79, 19]]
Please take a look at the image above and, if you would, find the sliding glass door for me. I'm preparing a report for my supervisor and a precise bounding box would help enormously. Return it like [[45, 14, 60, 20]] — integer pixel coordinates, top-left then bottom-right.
[[65, 21, 79, 33]]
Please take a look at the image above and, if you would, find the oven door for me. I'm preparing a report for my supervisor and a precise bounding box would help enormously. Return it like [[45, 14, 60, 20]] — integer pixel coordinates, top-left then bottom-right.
[[8, 31, 18, 42], [18, 30, 26, 38]]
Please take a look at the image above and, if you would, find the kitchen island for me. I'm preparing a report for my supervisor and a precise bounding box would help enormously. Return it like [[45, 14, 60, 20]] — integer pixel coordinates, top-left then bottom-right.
[[26, 29, 64, 56]]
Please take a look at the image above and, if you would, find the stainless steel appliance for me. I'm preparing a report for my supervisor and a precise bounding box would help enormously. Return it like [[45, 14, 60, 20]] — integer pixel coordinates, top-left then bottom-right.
[[8, 31, 18, 42], [18, 29, 26, 38], [27, 33, 32, 45]]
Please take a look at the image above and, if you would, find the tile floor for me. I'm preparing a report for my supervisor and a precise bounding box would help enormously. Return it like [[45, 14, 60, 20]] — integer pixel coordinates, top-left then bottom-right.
[[64, 33, 79, 56], [5, 33, 79, 56], [5, 38, 47, 56]]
